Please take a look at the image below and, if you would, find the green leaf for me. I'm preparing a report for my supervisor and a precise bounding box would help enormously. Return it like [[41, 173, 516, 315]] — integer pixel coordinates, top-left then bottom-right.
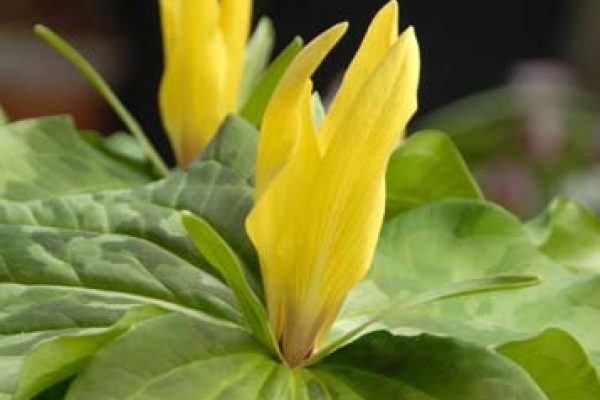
[[240, 37, 303, 127], [199, 115, 258, 184], [528, 197, 600, 273], [386, 130, 483, 218], [370, 199, 600, 367], [12, 306, 165, 400], [182, 212, 277, 356], [312, 92, 326, 128], [100, 132, 149, 167], [316, 275, 539, 365], [317, 331, 546, 399], [0, 117, 262, 396], [64, 313, 284, 400], [498, 329, 600, 400], [239, 17, 276, 106], [64, 313, 547, 399], [0, 116, 154, 201]]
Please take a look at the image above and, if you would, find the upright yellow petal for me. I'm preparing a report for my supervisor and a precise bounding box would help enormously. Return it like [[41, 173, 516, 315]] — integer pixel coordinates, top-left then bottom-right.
[[247, 24, 348, 364], [158, 0, 179, 61], [247, 3, 420, 367], [319, 0, 399, 151], [220, 0, 253, 111], [253, 24, 348, 199], [159, 0, 252, 168]]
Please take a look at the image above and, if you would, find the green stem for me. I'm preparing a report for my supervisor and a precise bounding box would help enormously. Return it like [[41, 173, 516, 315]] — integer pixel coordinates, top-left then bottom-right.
[[34, 24, 169, 177]]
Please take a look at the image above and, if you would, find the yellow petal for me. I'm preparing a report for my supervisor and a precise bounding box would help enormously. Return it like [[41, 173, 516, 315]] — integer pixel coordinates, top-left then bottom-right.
[[247, 3, 419, 367], [247, 24, 348, 364], [158, 0, 179, 61], [308, 26, 420, 315], [159, 0, 252, 167], [319, 0, 399, 152], [253, 23, 348, 199], [220, 0, 252, 111]]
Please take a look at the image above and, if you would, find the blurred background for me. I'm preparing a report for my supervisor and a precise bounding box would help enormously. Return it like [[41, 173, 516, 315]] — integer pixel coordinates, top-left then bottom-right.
[[1, 0, 600, 217]]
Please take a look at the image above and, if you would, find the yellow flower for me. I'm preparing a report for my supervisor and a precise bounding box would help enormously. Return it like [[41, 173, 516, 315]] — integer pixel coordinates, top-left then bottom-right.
[[159, 0, 252, 167], [246, 1, 420, 366]]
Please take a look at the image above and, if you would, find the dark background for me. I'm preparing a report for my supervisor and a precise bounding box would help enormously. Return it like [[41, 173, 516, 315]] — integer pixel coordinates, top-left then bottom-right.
[[2, 0, 595, 154], [115, 0, 570, 148]]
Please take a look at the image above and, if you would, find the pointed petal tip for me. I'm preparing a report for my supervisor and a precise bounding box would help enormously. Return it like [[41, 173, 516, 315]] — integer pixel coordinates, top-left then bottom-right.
[[330, 21, 350, 38], [384, 0, 399, 12]]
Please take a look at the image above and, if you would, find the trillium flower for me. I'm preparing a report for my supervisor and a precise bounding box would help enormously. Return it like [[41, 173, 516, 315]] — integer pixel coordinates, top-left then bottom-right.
[[159, 0, 252, 167], [246, 1, 420, 366]]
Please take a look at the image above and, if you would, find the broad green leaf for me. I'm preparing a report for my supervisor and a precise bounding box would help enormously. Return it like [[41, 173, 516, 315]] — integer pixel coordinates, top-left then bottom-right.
[[370, 199, 600, 366], [386, 130, 482, 218], [528, 197, 600, 273], [33, 380, 71, 400], [0, 116, 262, 396], [240, 37, 304, 126], [65, 313, 291, 400], [65, 313, 547, 400], [317, 275, 540, 364], [182, 212, 277, 355], [239, 17, 276, 106], [0, 117, 154, 201], [200, 115, 258, 184], [499, 329, 600, 399], [317, 331, 546, 399], [0, 284, 162, 399], [12, 306, 165, 400]]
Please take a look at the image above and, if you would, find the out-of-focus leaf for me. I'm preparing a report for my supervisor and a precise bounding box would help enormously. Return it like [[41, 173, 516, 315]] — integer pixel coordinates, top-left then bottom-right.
[[499, 329, 600, 400], [528, 197, 600, 273], [369, 200, 600, 367], [239, 17, 275, 106], [312, 92, 326, 128], [386, 130, 483, 218]]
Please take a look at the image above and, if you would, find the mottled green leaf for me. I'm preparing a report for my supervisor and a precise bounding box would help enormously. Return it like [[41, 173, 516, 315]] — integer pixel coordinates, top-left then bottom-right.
[[0, 116, 263, 397], [386, 130, 482, 218], [318, 275, 540, 364], [499, 329, 600, 399], [200, 115, 257, 184], [64, 313, 546, 400], [65, 313, 292, 400], [240, 17, 275, 106], [528, 197, 600, 273], [0, 116, 154, 201], [12, 306, 165, 400], [0, 285, 163, 399], [67, 314, 544, 400], [370, 199, 600, 367], [317, 331, 546, 399], [240, 37, 303, 126]]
